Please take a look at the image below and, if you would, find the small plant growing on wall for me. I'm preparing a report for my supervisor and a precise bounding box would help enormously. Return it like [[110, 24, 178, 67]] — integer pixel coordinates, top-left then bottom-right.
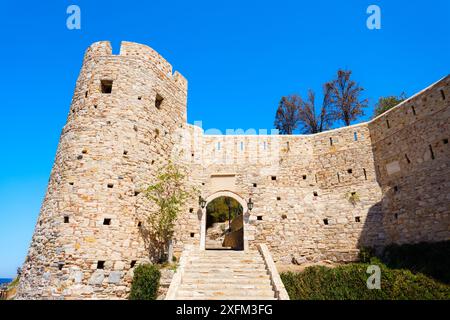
[[347, 192, 360, 206], [143, 162, 194, 263]]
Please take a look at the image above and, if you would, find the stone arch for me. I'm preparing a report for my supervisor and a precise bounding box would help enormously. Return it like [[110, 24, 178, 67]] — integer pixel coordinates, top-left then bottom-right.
[[200, 191, 249, 251]]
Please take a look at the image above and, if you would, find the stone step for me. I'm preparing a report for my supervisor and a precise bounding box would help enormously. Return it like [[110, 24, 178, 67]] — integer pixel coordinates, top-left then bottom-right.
[[182, 273, 271, 280], [184, 265, 267, 273], [176, 289, 275, 298], [181, 277, 273, 285], [179, 283, 272, 290]]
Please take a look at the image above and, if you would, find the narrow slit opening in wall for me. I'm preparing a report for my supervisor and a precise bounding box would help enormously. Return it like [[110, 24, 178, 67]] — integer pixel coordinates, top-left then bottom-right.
[[337, 173, 340, 183], [354, 132, 358, 141], [103, 218, 111, 225], [97, 261, 105, 269], [100, 80, 113, 94], [240, 141, 244, 151], [217, 142, 221, 150], [130, 260, 137, 268], [137, 221, 142, 227], [386, 119, 390, 129], [85, 91, 88, 98], [155, 94, 164, 109], [363, 168, 367, 180], [405, 154, 411, 164], [64, 216, 69, 223], [429, 145, 435, 160], [411, 106, 416, 115], [257, 216, 263, 221], [440, 89, 446, 100], [394, 186, 399, 193], [329, 137, 333, 146], [315, 174, 318, 183], [323, 218, 328, 225]]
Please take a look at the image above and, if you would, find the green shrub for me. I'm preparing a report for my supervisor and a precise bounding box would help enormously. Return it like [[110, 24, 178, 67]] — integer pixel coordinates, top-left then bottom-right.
[[129, 264, 161, 300], [281, 263, 450, 300], [380, 241, 450, 284]]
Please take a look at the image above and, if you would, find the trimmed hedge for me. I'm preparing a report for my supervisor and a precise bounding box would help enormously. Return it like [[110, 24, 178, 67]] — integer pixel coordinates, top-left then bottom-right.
[[129, 264, 161, 300], [281, 262, 450, 300], [380, 241, 450, 284]]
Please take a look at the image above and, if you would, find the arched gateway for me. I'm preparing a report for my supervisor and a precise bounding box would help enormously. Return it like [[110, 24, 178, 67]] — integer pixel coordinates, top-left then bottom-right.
[[200, 191, 250, 251]]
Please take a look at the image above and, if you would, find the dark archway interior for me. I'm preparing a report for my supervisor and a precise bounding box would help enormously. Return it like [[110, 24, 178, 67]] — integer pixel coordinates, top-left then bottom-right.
[[205, 196, 244, 250]]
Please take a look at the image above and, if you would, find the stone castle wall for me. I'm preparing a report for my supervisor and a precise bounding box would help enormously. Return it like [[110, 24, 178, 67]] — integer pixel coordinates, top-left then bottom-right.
[[16, 41, 450, 299]]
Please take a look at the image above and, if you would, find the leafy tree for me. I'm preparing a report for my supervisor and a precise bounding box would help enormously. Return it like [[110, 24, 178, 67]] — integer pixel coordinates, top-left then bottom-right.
[[327, 70, 368, 126], [373, 93, 407, 117], [206, 196, 242, 228], [297, 85, 334, 134], [274, 95, 302, 134], [143, 162, 192, 262]]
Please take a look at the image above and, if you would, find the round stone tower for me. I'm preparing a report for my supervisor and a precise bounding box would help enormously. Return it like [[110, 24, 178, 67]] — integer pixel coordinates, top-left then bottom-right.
[[16, 41, 188, 299]]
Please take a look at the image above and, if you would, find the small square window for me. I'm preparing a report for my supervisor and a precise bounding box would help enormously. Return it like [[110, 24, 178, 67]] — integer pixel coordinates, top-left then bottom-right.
[[394, 186, 399, 192], [155, 94, 164, 109], [347, 169, 353, 174], [271, 176, 277, 181], [134, 191, 140, 196], [355, 216, 361, 223], [107, 183, 114, 189], [64, 216, 69, 223], [58, 263, 64, 271], [130, 260, 137, 268], [189, 208, 194, 213], [253, 183, 257, 188], [302, 175, 307, 180], [100, 80, 113, 94], [277, 196, 281, 201], [313, 191, 318, 197], [443, 139, 449, 145], [97, 261, 105, 269], [190, 233, 195, 238], [323, 218, 329, 225], [137, 221, 142, 227], [257, 216, 263, 221], [103, 218, 111, 225]]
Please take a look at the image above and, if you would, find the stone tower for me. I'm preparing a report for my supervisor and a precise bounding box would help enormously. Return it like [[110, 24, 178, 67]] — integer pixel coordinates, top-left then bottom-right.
[[16, 41, 188, 299]]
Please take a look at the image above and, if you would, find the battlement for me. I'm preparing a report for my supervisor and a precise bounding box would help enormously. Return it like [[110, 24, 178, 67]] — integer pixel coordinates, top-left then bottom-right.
[[84, 41, 187, 91]]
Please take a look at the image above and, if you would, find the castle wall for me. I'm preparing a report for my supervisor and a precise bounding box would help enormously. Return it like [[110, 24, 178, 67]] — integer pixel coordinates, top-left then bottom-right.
[[16, 40, 450, 299], [17, 41, 188, 299], [368, 76, 450, 244]]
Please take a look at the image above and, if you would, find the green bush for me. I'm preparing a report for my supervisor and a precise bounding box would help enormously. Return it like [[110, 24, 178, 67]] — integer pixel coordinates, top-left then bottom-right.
[[129, 264, 161, 300], [281, 263, 450, 300], [380, 241, 450, 284]]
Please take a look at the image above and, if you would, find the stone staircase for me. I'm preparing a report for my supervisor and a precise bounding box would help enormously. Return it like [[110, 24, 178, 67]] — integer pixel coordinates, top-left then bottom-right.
[[166, 246, 289, 300]]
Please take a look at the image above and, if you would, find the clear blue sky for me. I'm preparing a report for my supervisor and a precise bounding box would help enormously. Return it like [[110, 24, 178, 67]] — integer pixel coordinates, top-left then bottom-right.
[[0, 0, 448, 278]]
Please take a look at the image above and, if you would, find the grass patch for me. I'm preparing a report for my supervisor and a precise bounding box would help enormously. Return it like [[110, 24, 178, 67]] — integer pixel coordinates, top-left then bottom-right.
[[281, 261, 450, 300]]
